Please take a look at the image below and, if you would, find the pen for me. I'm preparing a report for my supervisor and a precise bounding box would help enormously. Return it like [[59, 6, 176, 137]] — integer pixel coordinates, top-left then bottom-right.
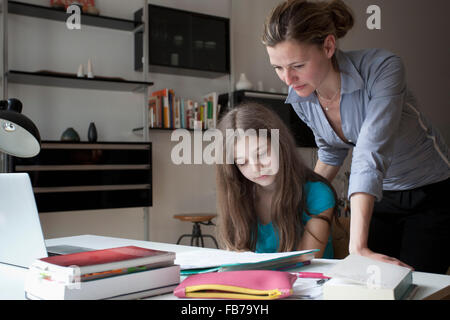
[[291, 272, 331, 279]]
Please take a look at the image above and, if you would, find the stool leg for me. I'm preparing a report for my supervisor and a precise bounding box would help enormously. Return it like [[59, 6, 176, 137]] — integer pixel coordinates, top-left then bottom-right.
[[192, 222, 205, 247], [200, 234, 204, 247], [203, 235, 219, 248], [177, 234, 192, 245]]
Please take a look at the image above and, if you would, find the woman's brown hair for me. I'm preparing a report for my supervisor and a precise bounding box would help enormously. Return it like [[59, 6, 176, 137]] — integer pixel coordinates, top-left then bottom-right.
[[216, 103, 339, 252], [262, 0, 354, 70]]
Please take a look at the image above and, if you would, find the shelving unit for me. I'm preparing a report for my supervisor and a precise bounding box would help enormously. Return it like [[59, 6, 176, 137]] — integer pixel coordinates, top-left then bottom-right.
[[1, 0, 153, 239], [7, 70, 153, 92], [8, 0, 141, 31], [3, 1, 153, 92], [13, 141, 152, 212]]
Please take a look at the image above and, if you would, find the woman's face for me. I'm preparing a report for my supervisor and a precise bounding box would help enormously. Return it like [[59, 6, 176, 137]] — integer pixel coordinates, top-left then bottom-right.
[[234, 135, 279, 188], [266, 40, 332, 97]]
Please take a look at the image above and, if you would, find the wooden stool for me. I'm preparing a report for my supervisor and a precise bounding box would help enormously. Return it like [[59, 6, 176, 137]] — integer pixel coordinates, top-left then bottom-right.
[[173, 213, 219, 248]]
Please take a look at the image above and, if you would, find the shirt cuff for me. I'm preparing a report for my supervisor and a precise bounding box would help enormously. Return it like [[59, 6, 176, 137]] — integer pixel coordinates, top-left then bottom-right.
[[318, 148, 348, 167], [348, 170, 383, 202]]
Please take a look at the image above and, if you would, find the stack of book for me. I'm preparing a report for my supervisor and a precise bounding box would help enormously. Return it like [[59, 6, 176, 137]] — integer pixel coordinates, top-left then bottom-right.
[[149, 89, 219, 130], [24, 246, 179, 300]]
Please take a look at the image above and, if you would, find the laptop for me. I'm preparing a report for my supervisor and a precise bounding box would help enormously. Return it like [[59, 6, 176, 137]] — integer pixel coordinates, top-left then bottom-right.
[[0, 173, 92, 268]]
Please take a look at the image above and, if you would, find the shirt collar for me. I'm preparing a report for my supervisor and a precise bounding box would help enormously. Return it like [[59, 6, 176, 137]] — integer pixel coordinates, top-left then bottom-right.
[[285, 50, 364, 104]]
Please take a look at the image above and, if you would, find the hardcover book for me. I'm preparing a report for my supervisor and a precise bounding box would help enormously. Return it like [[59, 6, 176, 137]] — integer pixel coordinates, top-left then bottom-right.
[[32, 246, 175, 280]]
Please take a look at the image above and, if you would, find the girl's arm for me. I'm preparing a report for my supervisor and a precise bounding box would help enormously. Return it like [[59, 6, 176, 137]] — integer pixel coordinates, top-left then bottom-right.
[[297, 207, 334, 258]]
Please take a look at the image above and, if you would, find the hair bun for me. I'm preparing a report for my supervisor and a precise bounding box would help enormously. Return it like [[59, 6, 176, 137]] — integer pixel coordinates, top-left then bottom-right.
[[327, 0, 354, 39]]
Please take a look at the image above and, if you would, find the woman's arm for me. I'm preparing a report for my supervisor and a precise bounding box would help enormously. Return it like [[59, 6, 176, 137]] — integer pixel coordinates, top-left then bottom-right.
[[314, 159, 340, 182], [349, 192, 414, 269], [297, 207, 334, 258]]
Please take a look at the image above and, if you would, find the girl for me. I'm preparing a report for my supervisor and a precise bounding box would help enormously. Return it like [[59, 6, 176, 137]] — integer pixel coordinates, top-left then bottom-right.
[[216, 103, 340, 258], [262, 0, 449, 273]]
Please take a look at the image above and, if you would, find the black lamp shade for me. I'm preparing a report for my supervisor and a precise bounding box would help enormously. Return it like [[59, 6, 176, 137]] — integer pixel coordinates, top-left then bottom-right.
[[0, 99, 41, 158]]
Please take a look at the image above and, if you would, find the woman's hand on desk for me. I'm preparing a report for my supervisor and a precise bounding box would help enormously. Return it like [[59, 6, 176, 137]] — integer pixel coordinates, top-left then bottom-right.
[[352, 247, 414, 271], [349, 193, 414, 270]]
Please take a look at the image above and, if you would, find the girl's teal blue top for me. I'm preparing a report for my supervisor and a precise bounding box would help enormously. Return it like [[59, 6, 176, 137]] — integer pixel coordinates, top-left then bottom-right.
[[255, 181, 335, 258]]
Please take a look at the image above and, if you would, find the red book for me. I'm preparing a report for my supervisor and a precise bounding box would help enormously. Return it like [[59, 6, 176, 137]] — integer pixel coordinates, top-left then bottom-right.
[[32, 246, 175, 278]]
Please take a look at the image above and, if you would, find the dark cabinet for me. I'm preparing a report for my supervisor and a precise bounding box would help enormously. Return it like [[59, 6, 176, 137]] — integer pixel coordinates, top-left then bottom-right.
[[13, 142, 152, 213], [218, 90, 317, 148], [134, 4, 230, 78]]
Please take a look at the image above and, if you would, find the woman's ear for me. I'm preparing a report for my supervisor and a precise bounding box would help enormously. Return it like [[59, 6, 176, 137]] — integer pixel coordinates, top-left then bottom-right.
[[322, 34, 337, 59]]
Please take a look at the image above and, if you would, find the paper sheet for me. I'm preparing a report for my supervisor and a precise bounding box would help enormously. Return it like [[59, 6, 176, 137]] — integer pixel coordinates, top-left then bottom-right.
[[175, 249, 315, 270]]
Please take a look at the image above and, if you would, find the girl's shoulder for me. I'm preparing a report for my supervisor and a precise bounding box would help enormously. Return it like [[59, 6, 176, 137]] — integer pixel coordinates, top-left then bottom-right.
[[304, 181, 335, 215]]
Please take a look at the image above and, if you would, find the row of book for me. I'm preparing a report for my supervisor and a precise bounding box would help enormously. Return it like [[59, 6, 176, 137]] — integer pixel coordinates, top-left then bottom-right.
[[149, 89, 221, 130], [24, 246, 179, 300]]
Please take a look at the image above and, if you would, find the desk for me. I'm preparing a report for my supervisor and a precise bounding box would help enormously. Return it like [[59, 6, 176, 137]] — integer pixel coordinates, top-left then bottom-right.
[[1, 235, 449, 300]]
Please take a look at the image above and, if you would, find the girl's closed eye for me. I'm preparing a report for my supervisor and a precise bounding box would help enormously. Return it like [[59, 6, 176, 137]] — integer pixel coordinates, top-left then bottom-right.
[[258, 149, 268, 159]]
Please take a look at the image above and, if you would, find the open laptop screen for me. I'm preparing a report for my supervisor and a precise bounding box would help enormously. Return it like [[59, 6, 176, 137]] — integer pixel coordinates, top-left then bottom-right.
[[0, 173, 48, 268]]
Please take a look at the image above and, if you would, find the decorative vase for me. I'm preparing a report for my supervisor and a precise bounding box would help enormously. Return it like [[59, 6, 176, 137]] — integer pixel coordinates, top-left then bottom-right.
[[236, 73, 253, 91], [87, 59, 94, 79], [77, 64, 84, 77], [88, 122, 98, 142], [61, 127, 80, 142]]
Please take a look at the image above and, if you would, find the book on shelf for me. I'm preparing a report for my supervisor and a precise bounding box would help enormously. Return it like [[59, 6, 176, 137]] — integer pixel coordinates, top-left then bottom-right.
[[148, 96, 159, 128], [323, 254, 414, 300], [30, 246, 175, 283], [175, 249, 318, 275], [148, 88, 220, 130], [202, 92, 218, 129], [25, 264, 180, 300]]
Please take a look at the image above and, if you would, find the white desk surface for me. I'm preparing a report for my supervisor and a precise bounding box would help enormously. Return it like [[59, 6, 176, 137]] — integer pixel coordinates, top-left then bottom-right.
[[1, 234, 449, 300]]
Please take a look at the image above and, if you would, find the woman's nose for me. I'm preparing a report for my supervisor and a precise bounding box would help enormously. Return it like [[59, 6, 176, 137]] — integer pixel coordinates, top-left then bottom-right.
[[283, 68, 297, 86]]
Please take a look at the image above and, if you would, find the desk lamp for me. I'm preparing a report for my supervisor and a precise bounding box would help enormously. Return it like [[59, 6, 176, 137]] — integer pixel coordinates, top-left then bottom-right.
[[0, 98, 41, 158]]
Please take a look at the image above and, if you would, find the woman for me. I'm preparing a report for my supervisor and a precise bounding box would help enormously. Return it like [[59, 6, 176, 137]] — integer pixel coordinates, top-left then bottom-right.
[[216, 103, 340, 258], [262, 0, 449, 273]]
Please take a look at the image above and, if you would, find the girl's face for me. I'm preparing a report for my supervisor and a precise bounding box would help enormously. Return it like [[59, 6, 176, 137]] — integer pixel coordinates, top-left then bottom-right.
[[266, 39, 332, 97], [234, 135, 279, 188]]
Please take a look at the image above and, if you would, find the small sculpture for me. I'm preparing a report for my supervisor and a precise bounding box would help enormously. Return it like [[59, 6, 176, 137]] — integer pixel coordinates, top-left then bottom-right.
[[61, 127, 80, 142]]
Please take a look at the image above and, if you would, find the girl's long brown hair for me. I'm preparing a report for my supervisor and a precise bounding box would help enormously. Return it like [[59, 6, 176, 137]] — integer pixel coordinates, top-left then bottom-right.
[[216, 103, 339, 252]]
